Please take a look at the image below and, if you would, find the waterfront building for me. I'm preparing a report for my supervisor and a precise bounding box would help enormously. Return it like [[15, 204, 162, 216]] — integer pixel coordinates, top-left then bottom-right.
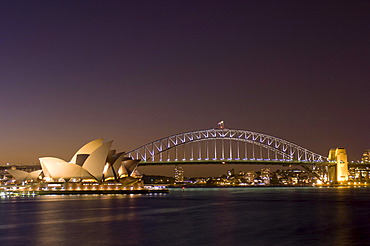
[[244, 171, 256, 183], [40, 139, 140, 182], [1, 164, 41, 183], [7, 169, 42, 182], [7, 139, 141, 183], [362, 150, 370, 163], [260, 168, 271, 185], [174, 165, 184, 183], [348, 167, 370, 183]]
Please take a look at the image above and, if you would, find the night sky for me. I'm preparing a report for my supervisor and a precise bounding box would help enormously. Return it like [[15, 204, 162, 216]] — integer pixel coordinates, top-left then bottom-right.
[[0, 1, 369, 176]]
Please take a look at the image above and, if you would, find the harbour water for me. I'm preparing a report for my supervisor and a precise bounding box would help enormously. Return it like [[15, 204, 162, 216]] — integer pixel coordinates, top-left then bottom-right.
[[1, 187, 369, 246]]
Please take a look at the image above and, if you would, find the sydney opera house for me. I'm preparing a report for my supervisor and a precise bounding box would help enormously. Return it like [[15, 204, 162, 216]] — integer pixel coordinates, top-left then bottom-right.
[[7, 139, 141, 184]]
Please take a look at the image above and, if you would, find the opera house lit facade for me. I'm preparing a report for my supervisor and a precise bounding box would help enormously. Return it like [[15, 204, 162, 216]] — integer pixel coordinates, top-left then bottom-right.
[[8, 139, 141, 184]]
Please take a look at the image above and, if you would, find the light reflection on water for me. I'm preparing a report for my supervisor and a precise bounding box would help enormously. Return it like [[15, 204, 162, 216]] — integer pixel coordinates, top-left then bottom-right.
[[1, 188, 369, 246]]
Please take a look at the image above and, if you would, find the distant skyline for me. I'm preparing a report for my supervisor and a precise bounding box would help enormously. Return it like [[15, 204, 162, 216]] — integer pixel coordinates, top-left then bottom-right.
[[0, 1, 368, 174]]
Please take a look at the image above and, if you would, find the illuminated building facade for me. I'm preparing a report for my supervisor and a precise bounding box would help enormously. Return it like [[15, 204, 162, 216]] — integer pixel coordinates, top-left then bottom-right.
[[40, 139, 140, 182], [260, 168, 271, 185], [7, 168, 42, 182], [328, 148, 348, 183], [174, 165, 184, 183], [8, 139, 140, 183], [362, 150, 370, 163]]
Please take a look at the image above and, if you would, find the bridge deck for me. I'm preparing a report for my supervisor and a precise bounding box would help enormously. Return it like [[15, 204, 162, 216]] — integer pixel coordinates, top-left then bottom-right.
[[138, 159, 324, 166]]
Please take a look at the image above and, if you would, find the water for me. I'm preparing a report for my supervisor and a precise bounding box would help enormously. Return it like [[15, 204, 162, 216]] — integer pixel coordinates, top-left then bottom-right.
[[1, 187, 369, 246]]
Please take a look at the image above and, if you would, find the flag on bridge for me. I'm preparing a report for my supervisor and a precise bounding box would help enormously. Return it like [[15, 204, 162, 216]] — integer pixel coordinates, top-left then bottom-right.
[[218, 121, 224, 129]]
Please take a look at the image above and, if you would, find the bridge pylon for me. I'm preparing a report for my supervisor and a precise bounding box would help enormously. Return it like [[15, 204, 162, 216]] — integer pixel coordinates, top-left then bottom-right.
[[328, 148, 348, 183]]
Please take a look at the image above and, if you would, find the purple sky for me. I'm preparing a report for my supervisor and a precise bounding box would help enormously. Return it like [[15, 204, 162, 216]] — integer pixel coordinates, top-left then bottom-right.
[[0, 1, 368, 175]]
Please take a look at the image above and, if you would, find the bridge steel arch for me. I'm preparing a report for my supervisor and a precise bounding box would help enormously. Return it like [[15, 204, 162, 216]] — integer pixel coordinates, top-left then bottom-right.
[[126, 128, 326, 164]]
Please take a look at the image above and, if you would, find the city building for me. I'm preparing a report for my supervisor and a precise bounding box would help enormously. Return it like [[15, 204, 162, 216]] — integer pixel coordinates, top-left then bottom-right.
[[174, 165, 184, 183], [260, 168, 271, 185], [244, 171, 256, 183], [348, 167, 370, 183], [362, 150, 370, 163]]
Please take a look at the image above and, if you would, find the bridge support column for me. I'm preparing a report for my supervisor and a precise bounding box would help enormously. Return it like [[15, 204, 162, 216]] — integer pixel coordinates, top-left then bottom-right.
[[328, 148, 348, 183]]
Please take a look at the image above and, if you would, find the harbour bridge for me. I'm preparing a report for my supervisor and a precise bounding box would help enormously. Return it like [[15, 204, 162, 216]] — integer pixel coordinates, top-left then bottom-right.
[[126, 128, 327, 169]]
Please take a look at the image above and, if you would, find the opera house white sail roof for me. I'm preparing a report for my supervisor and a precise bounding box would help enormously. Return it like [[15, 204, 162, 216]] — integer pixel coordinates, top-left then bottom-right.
[[8, 139, 140, 182], [6, 169, 42, 182], [39, 139, 140, 182]]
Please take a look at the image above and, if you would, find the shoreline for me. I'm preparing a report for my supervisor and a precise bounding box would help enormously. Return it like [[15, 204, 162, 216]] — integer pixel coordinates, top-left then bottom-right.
[[1, 188, 168, 197], [168, 185, 369, 188]]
